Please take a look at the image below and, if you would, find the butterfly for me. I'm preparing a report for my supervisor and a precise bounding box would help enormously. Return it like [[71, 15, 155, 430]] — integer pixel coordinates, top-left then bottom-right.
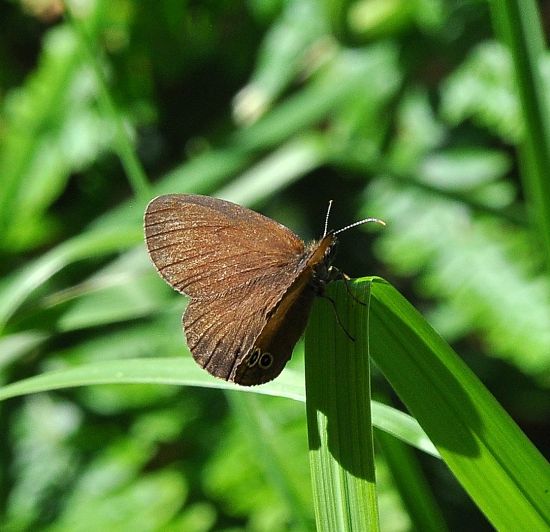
[[144, 194, 383, 386]]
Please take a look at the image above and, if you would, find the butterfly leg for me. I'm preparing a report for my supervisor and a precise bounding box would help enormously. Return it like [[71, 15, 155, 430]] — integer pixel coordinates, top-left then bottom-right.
[[331, 267, 368, 306], [319, 294, 355, 342]]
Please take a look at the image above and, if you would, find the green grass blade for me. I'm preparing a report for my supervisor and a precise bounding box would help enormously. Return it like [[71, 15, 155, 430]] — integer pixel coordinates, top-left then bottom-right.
[[231, 45, 400, 151], [490, 0, 550, 269], [376, 429, 448, 531], [0, 29, 82, 236], [367, 277, 550, 529], [228, 393, 314, 530], [0, 357, 435, 457], [0, 358, 302, 402], [0, 226, 142, 331], [0, 331, 49, 371], [305, 281, 380, 531], [65, 6, 151, 202], [370, 401, 438, 459], [216, 133, 328, 206]]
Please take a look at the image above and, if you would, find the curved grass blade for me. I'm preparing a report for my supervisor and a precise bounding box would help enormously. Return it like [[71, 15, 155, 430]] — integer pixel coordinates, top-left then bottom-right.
[[365, 276, 550, 530], [0, 226, 142, 331], [0, 357, 435, 457]]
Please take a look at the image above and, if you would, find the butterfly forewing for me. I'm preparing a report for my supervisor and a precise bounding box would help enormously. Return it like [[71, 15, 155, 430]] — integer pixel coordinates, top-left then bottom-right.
[[145, 195, 305, 298], [144, 194, 310, 382]]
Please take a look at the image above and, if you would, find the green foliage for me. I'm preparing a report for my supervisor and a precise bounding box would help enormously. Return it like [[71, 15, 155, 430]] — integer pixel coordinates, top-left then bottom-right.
[[1, 0, 549, 530]]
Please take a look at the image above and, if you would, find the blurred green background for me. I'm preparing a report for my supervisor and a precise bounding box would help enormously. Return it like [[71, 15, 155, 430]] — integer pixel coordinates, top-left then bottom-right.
[[1, 0, 549, 530]]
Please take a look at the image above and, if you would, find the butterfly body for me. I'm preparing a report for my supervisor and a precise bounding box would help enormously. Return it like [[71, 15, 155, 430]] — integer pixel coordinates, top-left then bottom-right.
[[145, 194, 338, 385]]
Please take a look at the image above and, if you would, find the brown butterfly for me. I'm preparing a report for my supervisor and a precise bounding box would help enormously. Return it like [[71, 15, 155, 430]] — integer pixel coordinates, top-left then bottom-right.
[[144, 194, 383, 386]]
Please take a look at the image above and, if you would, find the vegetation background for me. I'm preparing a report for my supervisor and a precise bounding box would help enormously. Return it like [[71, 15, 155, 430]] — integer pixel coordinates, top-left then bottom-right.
[[1, 0, 549, 530]]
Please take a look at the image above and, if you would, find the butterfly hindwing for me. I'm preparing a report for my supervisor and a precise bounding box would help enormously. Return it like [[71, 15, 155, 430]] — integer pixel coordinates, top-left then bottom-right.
[[183, 269, 297, 381]]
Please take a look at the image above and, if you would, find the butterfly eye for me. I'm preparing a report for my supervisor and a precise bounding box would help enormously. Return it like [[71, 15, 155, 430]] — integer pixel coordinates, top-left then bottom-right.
[[248, 348, 261, 367], [259, 352, 273, 369]]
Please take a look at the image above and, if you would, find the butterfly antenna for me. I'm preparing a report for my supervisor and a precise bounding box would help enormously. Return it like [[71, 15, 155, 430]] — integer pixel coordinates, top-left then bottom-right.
[[334, 217, 386, 235], [323, 200, 333, 238]]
